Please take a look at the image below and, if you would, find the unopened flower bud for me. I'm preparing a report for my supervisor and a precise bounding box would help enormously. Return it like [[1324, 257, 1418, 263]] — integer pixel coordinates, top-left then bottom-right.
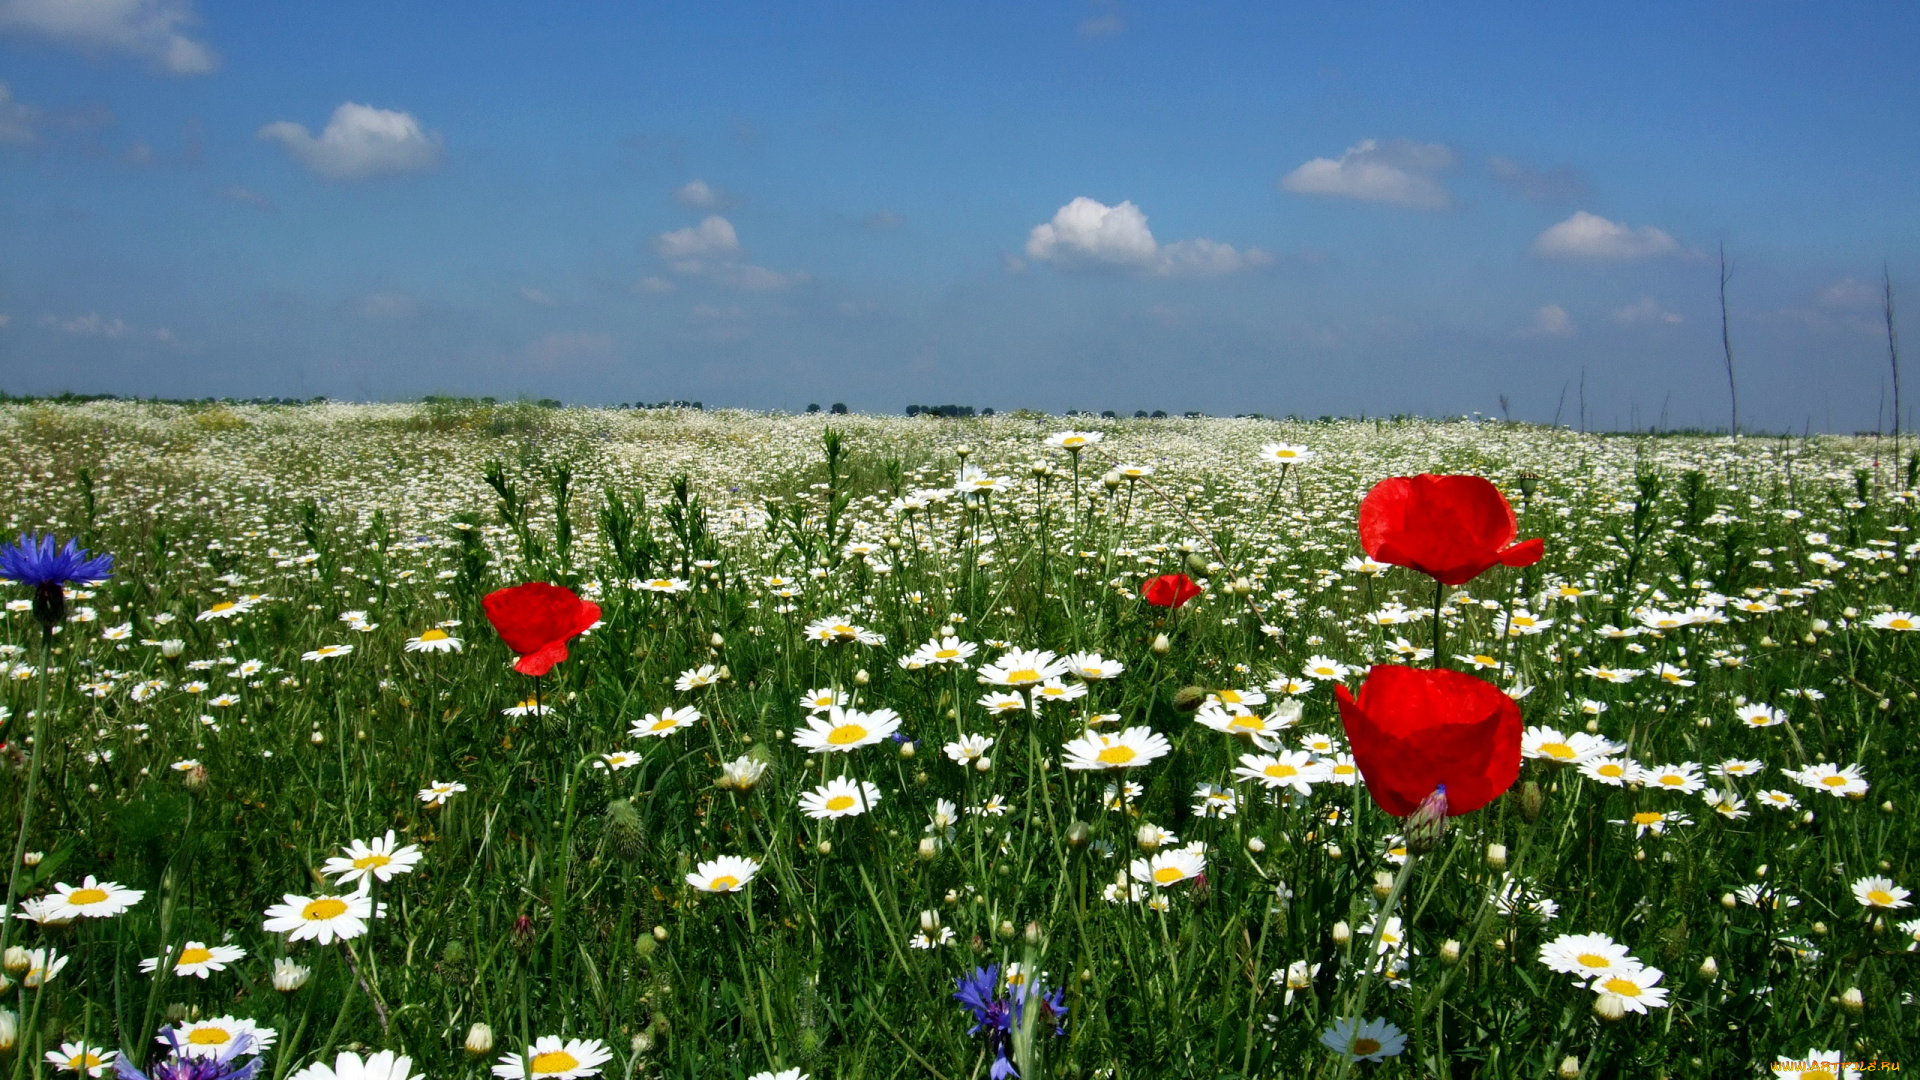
[[709, 633, 724, 648], [1285, 960, 1313, 991], [1372, 871, 1395, 900], [1485, 843, 1507, 870], [974, 756, 991, 773], [0, 1009, 15, 1053], [1172, 686, 1207, 713], [1521, 780, 1543, 822], [1324, 843, 1343, 861], [1151, 633, 1170, 655], [920, 909, 940, 933], [630, 1031, 654, 1056], [465, 1023, 494, 1056], [898, 741, 915, 759], [1440, 939, 1462, 965], [1102, 471, 1121, 491], [1812, 921, 1828, 937], [1557, 1055, 1581, 1079], [1331, 921, 1351, 946], [853, 669, 869, 686], [159, 639, 185, 659], [1698, 956, 1718, 980], [1593, 993, 1627, 1022], [917, 837, 939, 860], [816, 839, 832, 855], [997, 920, 1015, 940], [1066, 821, 1090, 847], [1405, 786, 1448, 855], [1246, 836, 1266, 853], [1720, 893, 1737, 909], [1840, 986, 1864, 1012], [1, 948, 28, 974], [652, 925, 668, 941], [1024, 921, 1042, 945], [20, 852, 41, 868], [271, 958, 309, 992]]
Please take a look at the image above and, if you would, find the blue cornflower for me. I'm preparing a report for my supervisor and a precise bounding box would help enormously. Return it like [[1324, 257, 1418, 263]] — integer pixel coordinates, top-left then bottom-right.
[[115, 1032, 263, 1080], [0, 533, 113, 629], [951, 964, 1068, 1080]]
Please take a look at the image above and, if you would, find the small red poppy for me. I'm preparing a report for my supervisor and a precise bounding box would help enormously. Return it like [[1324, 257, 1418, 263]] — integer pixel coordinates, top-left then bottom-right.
[[1334, 665, 1521, 818], [482, 582, 602, 677], [1140, 573, 1203, 608], [1357, 474, 1544, 586]]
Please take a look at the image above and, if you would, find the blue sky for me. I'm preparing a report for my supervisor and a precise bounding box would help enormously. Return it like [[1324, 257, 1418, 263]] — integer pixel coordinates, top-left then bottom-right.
[[1, 1, 1916, 430]]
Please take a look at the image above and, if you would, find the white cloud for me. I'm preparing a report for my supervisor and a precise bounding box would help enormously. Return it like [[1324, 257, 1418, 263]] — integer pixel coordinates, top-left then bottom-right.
[[654, 215, 740, 261], [1024, 197, 1270, 277], [0, 0, 217, 73], [1516, 304, 1574, 338], [1279, 139, 1455, 209], [0, 81, 38, 144], [652, 215, 803, 291], [1614, 296, 1683, 325], [1531, 211, 1678, 260], [1818, 277, 1878, 309], [672, 179, 727, 209], [47, 311, 130, 337], [259, 103, 441, 181], [351, 292, 418, 319]]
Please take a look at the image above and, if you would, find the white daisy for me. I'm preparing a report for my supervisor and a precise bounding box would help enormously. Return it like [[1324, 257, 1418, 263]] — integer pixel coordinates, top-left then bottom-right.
[[686, 855, 761, 893], [321, 830, 423, 885], [1061, 726, 1171, 771]]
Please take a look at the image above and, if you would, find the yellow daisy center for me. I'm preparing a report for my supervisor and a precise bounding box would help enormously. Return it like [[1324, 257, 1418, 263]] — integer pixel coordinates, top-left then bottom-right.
[[67, 888, 109, 906], [826, 724, 869, 745], [187, 1029, 231, 1046], [1598, 764, 1625, 778], [1632, 812, 1663, 826], [302, 897, 349, 921], [352, 853, 392, 870], [178, 947, 213, 965], [1153, 867, 1185, 884], [1576, 953, 1611, 968], [1006, 668, 1040, 684], [1892, 619, 1914, 630], [1332, 764, 1356, 776], [1096, 746, 1138, 765], [651, 718, 680, 732], [418, 629, 448, 641], [1821, 775, 1847, 787], [70, 1054, 103, 1069], [210, 602, 234, 613], [824, 795, 856, 812], [1867, 889, 1894, 906], [1218, 690, 1242, 703], [1657, 774, 1684, 786], [1264, 764, 1298, 779], [1352, 1037, 1380, 1054], [1228, 716, 1262, 731], [1541, 743, 1575, 760], [708, 876, 738, 891], [936, 649, 960, 659], [1602, 977, 1642, 997], [530, 1052, 579, 1075]]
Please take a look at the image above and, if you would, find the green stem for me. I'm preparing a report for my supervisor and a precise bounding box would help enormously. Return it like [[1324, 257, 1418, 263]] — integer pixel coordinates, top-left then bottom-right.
[[0, 627, 53, 964]]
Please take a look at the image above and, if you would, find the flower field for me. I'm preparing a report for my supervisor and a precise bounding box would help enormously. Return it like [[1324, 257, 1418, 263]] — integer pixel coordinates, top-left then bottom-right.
[[0, 399, 1912, 1079]]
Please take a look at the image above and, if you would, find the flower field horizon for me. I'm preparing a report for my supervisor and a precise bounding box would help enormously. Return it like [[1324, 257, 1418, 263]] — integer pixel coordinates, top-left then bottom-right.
[[0, 400, 1912, 1079]]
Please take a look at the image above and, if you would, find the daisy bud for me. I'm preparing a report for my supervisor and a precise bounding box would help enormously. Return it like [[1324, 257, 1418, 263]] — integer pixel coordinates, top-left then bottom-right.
[[1557, 1055, 1581, 1079], [1873, 917, 1885, 935], [159, 639, 185, 659], [1840, 986, 1864, 1012], [0, 1009, 14, 1053], [1024, 921, 1042, 945], [920, 910, 940, 933], [854, 669, 869, 686], [1812, 619, 1830, 634], [1882, 801, 1895, 812], [1812, 922, 1828, 936], [1331, 921, 1351, 946], [1372, 871, 1395, 900], [1440, 939, 1461, 965], [885, 535, 902, 550], [1325, 843, 1343, 861], [1285, 961, 1313, 991], [630, 1032, 654, 1056], [1066, 821, 1090, 847], [1698, 955, 1718, 980], [465, 1023, 494, 1056], [1633, 848, 1646, 862], [271, 958, 310, 992], [816, 839, 832, 855], [1246, 836, 1266, 854], [898, 741, 915, 759], [974, 757, 991, 772], [1485, 843, 1508, 870], [1, 948, 27, 974], [20, 852, 41, 868], [1102, 471, 1121, 490], [1755, 864, 1768, 878], [653, 925, 668, 941], [311, 730, 324, 745], [1720, 893, 1737, 909], [709, 633, 724, 648], [1593, 993, 1627, 1022], [917, 837, 939, 860], [997, 920, 1015, 940], [1760, 635, 1775, 647], [1151, 633, 1170, 655], [955, 444, 972, 460]]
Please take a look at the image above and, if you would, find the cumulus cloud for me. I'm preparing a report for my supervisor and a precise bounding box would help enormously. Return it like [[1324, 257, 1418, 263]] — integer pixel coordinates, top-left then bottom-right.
[[1516, 304, 1574, 338], [1614, 296, 1683, 325], [1487, 156, 1588, 203], [259, 103, 441, 181], [1279, 139, 1455, 209], [0, 0, 217, 73], [672, 178, 729, 209], [1531, 211, 1678, 260], [651, 215, 805, 291], [1024, 197, 1270, 277], [1818, 277, 1878, 309], [0, 81, 38, 144]]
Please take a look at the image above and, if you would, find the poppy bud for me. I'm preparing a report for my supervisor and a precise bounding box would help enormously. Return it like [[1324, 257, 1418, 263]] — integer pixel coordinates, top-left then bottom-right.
[[465, 1023, 494, 1056], [1184, 552, 1209, 576], [1172, 686, 1207, 713], [1521, 781, 1543, 822], [1405, 786, 1448, 855]]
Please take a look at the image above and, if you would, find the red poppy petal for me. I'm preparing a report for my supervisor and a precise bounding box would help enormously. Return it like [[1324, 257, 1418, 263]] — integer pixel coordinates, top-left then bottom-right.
[[1497, 538, 1545, 568], [513, 640, 569, 677]]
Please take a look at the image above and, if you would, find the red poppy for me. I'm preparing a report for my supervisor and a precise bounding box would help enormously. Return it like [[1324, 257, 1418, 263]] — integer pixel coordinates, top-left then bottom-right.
[[1140, 573, 1203, 608], [1357, 474, 1544, 586], [1334, 665, 1521, 818], [482, 582, 602, 676]]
